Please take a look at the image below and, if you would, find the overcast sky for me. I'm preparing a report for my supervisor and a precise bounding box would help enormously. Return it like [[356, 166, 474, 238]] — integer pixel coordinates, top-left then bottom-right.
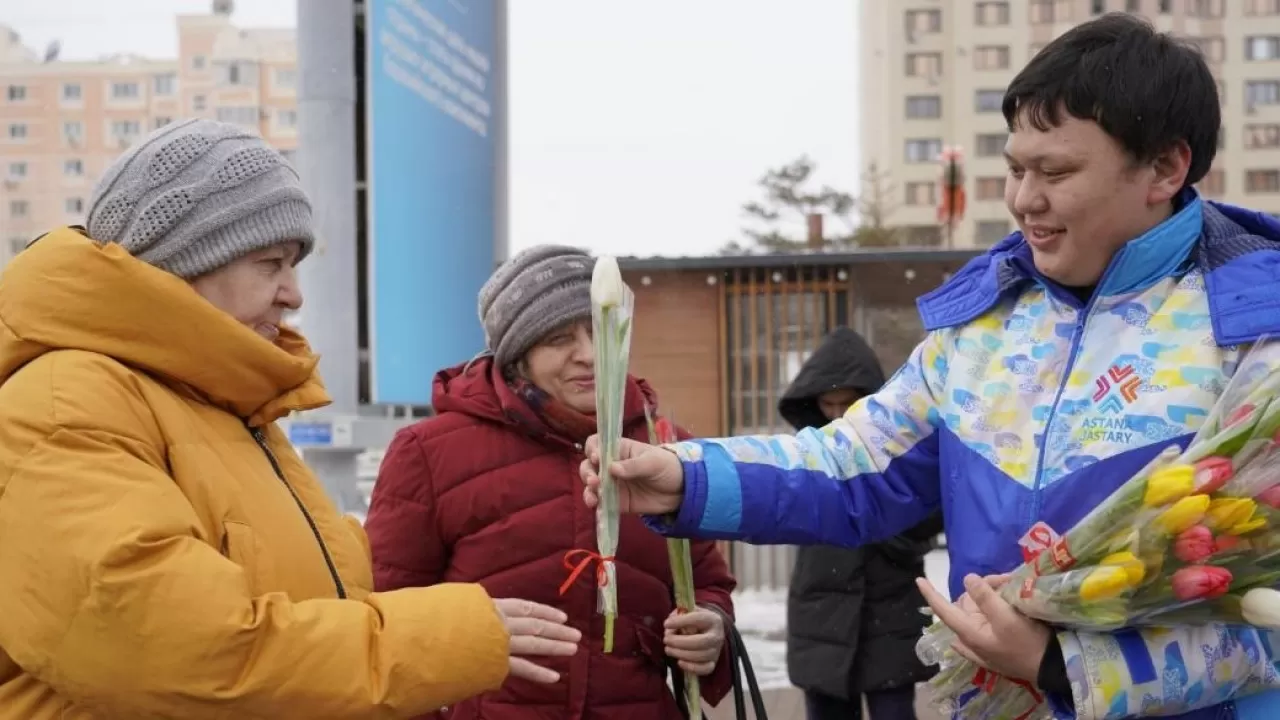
[[4, 0, 861, 258]]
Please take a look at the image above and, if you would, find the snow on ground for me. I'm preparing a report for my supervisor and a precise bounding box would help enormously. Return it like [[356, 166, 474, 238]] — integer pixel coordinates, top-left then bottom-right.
[[732, 549, 952, 690]]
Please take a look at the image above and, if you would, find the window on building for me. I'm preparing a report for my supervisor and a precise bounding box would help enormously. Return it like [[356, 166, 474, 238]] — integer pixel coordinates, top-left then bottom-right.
[[1217, 77, 1227, 104], [905, 138, 942, 163], [154, 73, 176, 95], [1198, 169, 1225, 196], [7, 123, 27, 141], [61, 82, 81, 102], [193, 94, 207, 112], [1029, 42, 1047, 59], [976, 2, 1011, 26], [1247, 80, 1280, 108], [1030, 0, 1055, 22], [7, 162, 26, 180], [110, 120, 141, 142], [1247, 0, 1280, 15], [1092, 0, 1106, 14], [976, 133, 1009, 157], [274, 67, 297, 89], [1248, 170, 1280, 193], [63, 120, 83, 144], [974, 46, 1011, 70], [975, 89, 1004, 113], [1187, 0, 1224, 17], [1247, 36, 1280, 61], [192, 55, 207, 70], [65, 197, 84, 215], [905, 9, 942, 36], [1127, 0, 1141, 11], [276, 109, 298, 129], [6, 85, 25, 102], [1246, 124, 1280, 149], [10, 200, 28, 218], [216, 106, 259, 128], [1159, 0, 1172, 10], [9, 238, 27, 257], [1189, 37, 1225, 62], [64, 159, 83, 177], [905, 95, 942, 119], [905, 53, 943, 78], [905, 182, 937, 206], [976, 220, 1012, 245], [1219, 126, 1226, 149], [976, 176, 1005, 201], [110, 82, 140, 100], [228, 63, 243, 85], [153, 116, 173, 130]]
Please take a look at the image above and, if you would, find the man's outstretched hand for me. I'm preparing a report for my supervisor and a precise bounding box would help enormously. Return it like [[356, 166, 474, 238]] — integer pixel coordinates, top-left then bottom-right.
[[579, 435, 685, 515]]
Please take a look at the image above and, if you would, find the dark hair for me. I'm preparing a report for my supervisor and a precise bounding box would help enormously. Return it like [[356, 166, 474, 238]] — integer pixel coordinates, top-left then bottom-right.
[[1003, 12, 1218, 187]]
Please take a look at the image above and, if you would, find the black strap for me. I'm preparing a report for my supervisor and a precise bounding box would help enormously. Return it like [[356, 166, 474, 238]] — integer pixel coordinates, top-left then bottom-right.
[[705, 605, 768, 720]]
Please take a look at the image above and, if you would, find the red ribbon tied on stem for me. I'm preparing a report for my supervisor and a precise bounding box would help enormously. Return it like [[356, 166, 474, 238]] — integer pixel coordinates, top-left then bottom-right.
[[559, 549, 615, 595], [971, 667, 1044, 720]]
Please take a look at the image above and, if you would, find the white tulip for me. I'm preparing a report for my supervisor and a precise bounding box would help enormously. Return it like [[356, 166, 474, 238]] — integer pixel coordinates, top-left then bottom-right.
[[591, 256, 624, 309], [1241, 588, 1280, 627]]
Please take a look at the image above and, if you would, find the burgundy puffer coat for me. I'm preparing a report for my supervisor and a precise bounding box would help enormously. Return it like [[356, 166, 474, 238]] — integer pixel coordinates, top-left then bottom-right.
[[365, 357, 737, 720]]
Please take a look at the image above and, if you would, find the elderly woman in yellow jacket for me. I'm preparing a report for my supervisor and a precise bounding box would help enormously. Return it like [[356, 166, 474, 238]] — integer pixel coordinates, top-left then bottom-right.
[[0, 118, 579, 720]]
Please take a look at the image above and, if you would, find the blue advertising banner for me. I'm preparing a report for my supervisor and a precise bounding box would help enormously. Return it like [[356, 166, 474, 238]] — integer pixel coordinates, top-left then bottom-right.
[[366, 0, 503, 404]]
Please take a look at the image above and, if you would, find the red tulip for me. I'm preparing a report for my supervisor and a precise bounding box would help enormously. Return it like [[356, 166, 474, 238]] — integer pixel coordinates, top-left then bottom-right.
[[1259, 484, 1280, 510], [1193, 457, 1234, 494], [1174, 525, 1216, 563], [653, 416, 679, 444], [1171, 565, 1233, 601], [1226, 404, 1256, 428]]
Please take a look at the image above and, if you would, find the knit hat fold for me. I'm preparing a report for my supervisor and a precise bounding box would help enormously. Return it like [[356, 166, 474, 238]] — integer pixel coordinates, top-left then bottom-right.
[[86, 118, 314, 279], [478, 245, 596, 367]]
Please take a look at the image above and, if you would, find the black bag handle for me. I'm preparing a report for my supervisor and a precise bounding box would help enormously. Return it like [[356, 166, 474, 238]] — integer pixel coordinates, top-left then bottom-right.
[[688, 604, 767, 720]]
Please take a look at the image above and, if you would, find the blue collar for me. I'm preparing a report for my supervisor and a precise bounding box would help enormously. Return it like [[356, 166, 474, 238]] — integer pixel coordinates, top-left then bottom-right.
[[1094, 190, 1202, 296]]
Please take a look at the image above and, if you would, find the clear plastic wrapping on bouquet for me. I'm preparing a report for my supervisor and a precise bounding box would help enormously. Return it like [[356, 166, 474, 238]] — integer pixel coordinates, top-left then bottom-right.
[[918, 338, 1280, 719], [589, 257, 634, 652]]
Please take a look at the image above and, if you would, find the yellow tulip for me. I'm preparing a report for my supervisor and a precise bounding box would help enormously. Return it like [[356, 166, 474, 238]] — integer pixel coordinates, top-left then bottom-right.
[[1101, 551, 1146, 586], [1227, 516, 1269, 536], [1080, 566, 1134, 602], [1205, 497, 1257, 532], [1153, 494, 1211, 534], [1144, 465, 1195, 507]]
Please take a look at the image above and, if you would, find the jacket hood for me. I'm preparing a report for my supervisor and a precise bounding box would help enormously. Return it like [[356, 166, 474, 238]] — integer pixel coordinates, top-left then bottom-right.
[[432, 355, 660, 443], [778, 326, 885, 431], [0, 227, 329, 425]]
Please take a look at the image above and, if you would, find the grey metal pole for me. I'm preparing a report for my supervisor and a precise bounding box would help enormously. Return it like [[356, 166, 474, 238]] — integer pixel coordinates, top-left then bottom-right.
[[493, 0, 510, 264], [293, 0, 364, 514], [295, 0, 358, 412]]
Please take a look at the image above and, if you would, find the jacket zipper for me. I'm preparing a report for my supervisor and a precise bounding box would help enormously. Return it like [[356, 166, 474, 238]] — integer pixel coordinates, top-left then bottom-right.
[[1026, 264, 1119, 527], [249, 426, 348, 599]]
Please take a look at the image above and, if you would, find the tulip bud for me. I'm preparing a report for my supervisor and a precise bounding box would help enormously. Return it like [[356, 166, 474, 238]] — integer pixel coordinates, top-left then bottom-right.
[[1258, 484, 1280, 509], [1173, 525, 1216, 564], [1144, 465, 1195, 507], [1153, 494, 1211, 534], [1241, 588, 1280, 628], [1193, 457, 1234, 494], [1171, 565, 1233, 601], [1205, 497, 1257, 532], [591, 256, 624, 309]]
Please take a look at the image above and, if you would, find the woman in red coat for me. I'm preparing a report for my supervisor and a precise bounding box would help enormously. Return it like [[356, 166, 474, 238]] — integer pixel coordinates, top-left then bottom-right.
[[365, 245, 737, 720]]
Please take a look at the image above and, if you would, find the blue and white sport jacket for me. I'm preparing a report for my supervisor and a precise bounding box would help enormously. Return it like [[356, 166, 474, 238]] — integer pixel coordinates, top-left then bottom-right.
[[654, 193, 1280, 719]]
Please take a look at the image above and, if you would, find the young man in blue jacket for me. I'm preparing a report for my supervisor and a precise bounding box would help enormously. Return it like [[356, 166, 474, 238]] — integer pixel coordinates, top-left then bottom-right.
[[580, 13, 1280, 720]]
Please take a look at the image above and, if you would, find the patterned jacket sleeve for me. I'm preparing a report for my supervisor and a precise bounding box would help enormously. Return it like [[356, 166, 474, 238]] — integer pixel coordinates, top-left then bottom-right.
[[644, 330, 951, 548], [1052, 625, 1280, 719]]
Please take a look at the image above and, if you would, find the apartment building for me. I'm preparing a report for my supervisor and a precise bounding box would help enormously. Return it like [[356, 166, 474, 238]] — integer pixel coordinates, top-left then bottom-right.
[[861, 0, 1280, 248], [0, 2, 298, 263]]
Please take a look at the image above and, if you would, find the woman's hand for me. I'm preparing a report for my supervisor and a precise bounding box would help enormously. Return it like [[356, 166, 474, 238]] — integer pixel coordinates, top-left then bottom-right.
[[494, 598, 581, 683], [663, 607, 725, 676]]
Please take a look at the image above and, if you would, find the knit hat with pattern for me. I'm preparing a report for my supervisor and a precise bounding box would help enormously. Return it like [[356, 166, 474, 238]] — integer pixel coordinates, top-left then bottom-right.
[[478, 245, 596, 368], [86, 118, 314, 279]]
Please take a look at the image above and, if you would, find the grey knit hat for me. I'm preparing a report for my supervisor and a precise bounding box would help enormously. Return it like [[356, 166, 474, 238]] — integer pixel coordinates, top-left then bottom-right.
[[86, 118, 314, 279], [478, 245, 595, 368]]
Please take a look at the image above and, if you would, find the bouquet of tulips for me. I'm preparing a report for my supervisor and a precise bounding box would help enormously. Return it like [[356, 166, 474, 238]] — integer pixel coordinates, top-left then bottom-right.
[[590, 256, 634, 653], [917, 338, 1280, 720]]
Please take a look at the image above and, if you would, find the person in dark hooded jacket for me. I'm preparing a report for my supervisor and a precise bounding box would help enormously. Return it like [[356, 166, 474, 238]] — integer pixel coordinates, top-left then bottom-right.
[[780, 326, 943, 720]]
